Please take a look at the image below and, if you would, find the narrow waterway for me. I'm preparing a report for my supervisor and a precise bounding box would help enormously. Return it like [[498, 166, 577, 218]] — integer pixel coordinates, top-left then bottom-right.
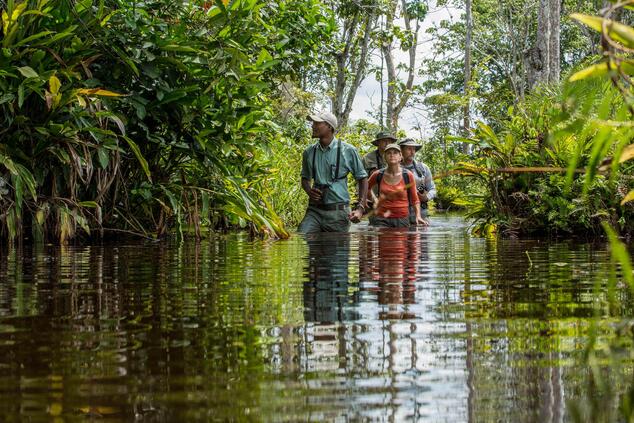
[[0, 215, 630, 421]]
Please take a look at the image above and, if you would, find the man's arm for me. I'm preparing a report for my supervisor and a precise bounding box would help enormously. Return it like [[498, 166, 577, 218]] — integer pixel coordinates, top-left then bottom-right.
[[300, 147, 322, 203], [348, 177, 367, 223], [357, 177, 368, 209], [424, 164, 436, 200], [302, 178, 322, 203]]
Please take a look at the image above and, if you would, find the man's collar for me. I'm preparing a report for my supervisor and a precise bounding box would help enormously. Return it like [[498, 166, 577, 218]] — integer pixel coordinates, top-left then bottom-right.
[[317, 137, 338, 151]]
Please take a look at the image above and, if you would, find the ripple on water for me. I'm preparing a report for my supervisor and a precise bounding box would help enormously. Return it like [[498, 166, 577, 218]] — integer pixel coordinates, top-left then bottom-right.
[[0, 215, 626, 421]]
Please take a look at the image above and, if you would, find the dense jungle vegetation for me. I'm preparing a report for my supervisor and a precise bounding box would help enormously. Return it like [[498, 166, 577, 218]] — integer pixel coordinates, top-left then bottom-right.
[[0, 0, 632, 242]]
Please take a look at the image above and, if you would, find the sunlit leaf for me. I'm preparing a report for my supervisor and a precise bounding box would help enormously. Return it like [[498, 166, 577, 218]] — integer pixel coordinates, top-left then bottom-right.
[[49, 75, 61, 95], [76, 88, 125, 97], [571, 13, 634, 49], [621, 190, 634, 205], [620, 143, 634, 163], [17, 66, 39, 78], [569, 62, 610, 81]]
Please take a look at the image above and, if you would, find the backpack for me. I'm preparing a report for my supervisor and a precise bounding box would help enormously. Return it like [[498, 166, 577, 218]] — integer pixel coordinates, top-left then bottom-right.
[[375, 169, 413, 207]]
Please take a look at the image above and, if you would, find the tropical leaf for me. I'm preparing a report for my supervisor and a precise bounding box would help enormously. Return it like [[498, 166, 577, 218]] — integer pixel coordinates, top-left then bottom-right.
[[603, 222, 634, 286], [621, 190, 634, 205], [620, 144, 634, 163], [17, 66, 39, 78], [569, 62, 611, 81], [76, 88, 125, 97], [571, 14, 634, 49], [123, 136, 152, 181]]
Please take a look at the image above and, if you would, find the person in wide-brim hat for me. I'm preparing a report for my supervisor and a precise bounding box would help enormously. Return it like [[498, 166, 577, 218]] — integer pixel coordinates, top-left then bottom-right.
[[398, 137, 436, 221], [398, 137, 422, 151], [363, 131, 397, 173], [372, 131, 397, 146]]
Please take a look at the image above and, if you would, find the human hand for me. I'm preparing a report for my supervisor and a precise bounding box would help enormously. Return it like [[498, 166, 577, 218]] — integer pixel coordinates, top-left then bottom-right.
[[348, 209, 363, 223], [416, 216, 429, 226], [418, 192, 428, 202], [308, 188, 323, 202]]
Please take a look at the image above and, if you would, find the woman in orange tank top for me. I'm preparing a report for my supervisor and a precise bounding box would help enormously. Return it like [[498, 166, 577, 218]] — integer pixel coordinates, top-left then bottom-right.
[[367, 144, 427, 228]]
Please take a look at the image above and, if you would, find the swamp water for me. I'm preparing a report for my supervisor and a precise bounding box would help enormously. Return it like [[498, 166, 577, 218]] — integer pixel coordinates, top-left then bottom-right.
[[0, 215, 631, 422]]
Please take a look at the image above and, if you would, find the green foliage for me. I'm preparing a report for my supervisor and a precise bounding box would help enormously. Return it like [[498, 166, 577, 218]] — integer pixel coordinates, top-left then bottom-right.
[[0, 0, 334, 242], [454, 78, 633, 237]]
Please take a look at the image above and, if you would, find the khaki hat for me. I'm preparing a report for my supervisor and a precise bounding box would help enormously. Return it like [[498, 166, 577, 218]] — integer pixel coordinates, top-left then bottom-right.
[[398, 138, 422, 151], [383, 143, 401, 154], [372, 131, 397, 146], [307, 112, 338, 131]]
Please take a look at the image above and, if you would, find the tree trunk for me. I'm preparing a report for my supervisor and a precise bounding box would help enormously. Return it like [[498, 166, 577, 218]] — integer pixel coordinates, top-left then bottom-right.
[[330, 5, 378, 130], [548, 0, 560, 83], [381, 0, 420, 131], [462, 0, 472, 153], [527, 0, 560, 89]]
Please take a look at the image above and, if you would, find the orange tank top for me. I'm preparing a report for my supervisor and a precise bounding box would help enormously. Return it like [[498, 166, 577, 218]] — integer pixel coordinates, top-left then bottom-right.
[[368, 170, 419, 218]]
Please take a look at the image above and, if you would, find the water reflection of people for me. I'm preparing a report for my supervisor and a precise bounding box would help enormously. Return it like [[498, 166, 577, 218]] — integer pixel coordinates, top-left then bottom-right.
[[302, 233, 359, 372], [303, 233, 358, 323], [359, 229, 427, 319]]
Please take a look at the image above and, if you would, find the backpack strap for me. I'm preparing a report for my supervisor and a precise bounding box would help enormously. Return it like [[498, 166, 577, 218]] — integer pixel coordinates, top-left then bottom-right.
[[403, 170, 412, 207], [376, 169, 412, 207], [376, 168, 385, 193], [412, 160, 424, 178], [311, 140, 344, 183], [375, 150, 383, 169], [333, 139, 344, 180]]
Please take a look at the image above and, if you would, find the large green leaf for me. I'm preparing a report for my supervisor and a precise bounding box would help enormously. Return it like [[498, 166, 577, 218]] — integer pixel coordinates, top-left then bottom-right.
[[123, 136, 152, 182], [571, 13, 634, 49]]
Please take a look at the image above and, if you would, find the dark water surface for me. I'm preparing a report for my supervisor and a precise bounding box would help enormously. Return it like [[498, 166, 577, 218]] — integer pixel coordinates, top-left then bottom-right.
[[0, 215, 629, 421]]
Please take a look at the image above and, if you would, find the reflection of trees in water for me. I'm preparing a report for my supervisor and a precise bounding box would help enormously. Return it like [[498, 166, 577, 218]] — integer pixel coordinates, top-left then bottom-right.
[[2, 223, 629, 421], [0, 239, 310, 420], [459, 238, 619, 422]]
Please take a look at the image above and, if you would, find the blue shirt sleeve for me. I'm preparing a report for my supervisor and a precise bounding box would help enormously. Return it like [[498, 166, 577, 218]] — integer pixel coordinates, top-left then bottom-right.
[[347, 145, 368, 180], [300, 145, 313, 180]]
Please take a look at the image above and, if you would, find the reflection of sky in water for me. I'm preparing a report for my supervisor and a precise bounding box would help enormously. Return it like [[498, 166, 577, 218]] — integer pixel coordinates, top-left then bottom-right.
[[0, 215, 624, 421]]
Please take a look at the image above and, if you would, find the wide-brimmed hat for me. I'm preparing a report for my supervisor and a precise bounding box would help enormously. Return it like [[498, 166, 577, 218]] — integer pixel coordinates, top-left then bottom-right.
[[372, 131, 397, 146], [398, 138, 422, 151], [307, 112, 338, 131], [383, 143, 401, 154]]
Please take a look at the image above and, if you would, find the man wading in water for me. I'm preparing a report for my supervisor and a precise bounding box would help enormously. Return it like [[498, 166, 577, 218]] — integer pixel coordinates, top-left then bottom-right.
[[398, 138, 436, 220], [298, 112, 368, 233]]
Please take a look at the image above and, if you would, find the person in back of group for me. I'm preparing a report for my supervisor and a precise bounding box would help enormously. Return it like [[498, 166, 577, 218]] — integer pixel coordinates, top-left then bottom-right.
[[298, 112, 368, 233], [363, 131, 397, 210], [367, 143, 426, 228], [362, 131, 397, 175], [398, 138, 436, 221]]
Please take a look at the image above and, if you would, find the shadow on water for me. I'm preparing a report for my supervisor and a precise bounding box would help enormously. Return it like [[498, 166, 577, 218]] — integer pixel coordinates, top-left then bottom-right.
[[0, 215, 630, 421]]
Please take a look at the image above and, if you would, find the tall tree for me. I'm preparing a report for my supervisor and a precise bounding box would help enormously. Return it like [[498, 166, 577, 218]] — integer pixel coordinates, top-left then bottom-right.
[[329, 1, 380, 129], [462, 0, 473, 153], [381, 0, 427, 131], [527, 0, 561, 88]]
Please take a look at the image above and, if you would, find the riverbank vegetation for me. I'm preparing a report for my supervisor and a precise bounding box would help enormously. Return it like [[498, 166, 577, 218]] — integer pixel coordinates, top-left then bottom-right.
[[0, 0, 632, 242], [0, 0, 333, 241]]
